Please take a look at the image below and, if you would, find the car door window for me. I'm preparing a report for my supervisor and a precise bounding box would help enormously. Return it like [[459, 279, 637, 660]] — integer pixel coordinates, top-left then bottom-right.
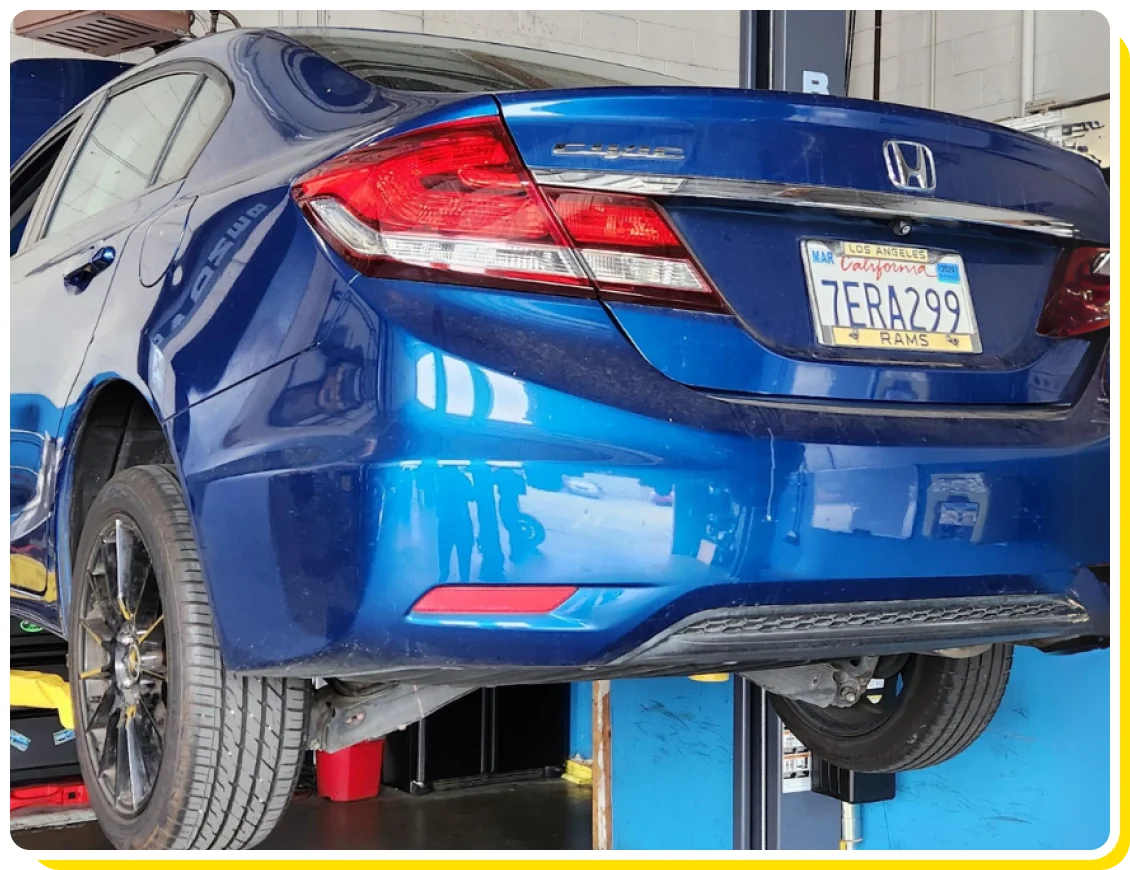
[[44, 73, 198, 237], [10, 125, 74, 255], [155, 77, 228, 185]]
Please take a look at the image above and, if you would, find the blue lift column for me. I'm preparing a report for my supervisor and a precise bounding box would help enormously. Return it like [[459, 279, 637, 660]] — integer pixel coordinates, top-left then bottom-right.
[[859, 647, 1111, 851], [607, 677, 737, 850], [596, 647, 1110, 850]]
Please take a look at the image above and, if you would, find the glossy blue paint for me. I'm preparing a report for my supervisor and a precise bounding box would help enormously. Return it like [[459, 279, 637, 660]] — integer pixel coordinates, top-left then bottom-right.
[[171, 275, 1108, 674], [10, 28, 1110, 684], [861, 647, 1110, 850], [608, 303, 1093, 404], [10, 29, 496, 636], [496, 88, 1109, 242], [497, 90, 1109, 405]]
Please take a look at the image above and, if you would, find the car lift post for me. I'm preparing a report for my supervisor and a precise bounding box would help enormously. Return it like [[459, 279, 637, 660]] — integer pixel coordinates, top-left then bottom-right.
[[591, 680, 612, 850]]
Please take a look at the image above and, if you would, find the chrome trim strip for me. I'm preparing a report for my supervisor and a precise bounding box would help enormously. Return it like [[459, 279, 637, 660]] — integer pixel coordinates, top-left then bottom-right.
[[532, 170, 1079, 239]]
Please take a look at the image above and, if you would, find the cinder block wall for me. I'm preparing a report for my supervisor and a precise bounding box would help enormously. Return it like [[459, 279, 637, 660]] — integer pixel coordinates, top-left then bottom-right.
[[847, 10, 1109, 121], [12, 10, 1109, 112], [11, 11, 740, 85], [231, 10, 741, 86]]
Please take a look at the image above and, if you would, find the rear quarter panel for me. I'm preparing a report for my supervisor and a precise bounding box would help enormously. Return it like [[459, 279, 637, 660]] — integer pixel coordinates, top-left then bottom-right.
[[40, 29, 509, 632]]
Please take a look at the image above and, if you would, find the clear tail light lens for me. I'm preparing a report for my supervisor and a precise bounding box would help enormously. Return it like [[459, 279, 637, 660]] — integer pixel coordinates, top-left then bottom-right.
[[293, 116, 721, 310], [1037, 247, 1110, 337]]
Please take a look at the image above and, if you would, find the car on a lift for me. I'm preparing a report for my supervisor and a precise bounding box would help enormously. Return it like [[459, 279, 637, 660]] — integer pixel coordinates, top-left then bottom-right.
[[9, 27, 1110, 850]]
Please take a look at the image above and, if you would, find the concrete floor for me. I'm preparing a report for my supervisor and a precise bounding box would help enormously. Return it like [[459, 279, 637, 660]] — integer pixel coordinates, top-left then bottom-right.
[[12, 779, 592, 850]]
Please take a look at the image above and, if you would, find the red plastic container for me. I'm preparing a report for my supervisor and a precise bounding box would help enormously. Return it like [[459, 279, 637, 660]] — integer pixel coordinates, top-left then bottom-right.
[[11, 781, 90, 811], [316, 739, 384, 802]]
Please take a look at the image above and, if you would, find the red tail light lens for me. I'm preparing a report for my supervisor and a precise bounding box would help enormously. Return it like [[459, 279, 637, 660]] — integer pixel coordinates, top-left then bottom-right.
[[548, 191, 682, 253], [293, 116, 721, 310], [293, 117, 589, 290], [1037, 247, 1110, 337], [544, 190, 718, 308]]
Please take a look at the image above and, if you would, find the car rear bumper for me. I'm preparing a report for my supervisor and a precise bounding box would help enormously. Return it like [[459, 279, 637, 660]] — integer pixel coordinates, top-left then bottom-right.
[[620, 572, 1109, 676], [232, 575, 1109, 686], [173, 283, 1111, 681]]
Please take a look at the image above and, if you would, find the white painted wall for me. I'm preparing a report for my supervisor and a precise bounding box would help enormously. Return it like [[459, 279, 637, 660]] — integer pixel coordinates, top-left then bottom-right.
[[848, 10, 1110, 121], [13, 10, 1108, 114], [11, 11, 740, 85], [224, 10, 741, 86]]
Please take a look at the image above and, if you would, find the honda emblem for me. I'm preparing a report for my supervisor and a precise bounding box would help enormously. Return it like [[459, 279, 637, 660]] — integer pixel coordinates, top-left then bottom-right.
[[883, 140, 936, 193]]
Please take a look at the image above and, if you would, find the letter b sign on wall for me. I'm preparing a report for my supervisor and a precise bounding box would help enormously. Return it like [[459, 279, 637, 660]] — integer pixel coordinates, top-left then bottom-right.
[[803, 71, 830, 94], [771, 11, 846, 97]]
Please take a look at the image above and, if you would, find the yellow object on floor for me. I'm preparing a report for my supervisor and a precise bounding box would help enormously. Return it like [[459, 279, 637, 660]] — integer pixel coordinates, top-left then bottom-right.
[[11, 669, 74, 730], [561, 758, 593, 785]]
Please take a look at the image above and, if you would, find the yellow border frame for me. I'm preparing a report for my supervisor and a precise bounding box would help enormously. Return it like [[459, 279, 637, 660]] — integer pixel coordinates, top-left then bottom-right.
[[33, 35, 1126, 870]]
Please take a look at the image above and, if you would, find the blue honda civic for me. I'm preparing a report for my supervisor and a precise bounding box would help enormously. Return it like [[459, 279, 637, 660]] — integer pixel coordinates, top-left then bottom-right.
[[10, 27, 1109, 849]]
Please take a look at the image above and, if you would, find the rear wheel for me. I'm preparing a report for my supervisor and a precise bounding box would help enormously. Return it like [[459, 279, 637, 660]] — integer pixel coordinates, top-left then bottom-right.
[[771, 646, 1012, 773], [69, 464, 309, 850]]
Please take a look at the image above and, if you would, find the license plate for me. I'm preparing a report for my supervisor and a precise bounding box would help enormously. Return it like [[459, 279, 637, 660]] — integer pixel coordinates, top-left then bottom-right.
[[802, 239, 982, 354]]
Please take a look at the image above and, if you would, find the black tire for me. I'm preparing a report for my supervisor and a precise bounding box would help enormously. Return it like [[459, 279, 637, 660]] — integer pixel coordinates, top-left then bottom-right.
[[68, 464, 309, 850], [771, 645, 1013, 773]]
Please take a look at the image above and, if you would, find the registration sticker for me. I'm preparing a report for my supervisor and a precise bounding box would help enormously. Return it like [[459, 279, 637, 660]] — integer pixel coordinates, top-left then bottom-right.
[[802, 239, 982, 354], [936, 262, 961, 284]]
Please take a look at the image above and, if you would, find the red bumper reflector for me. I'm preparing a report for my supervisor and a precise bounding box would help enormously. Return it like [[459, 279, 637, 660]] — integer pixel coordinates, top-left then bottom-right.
[[411, 585, 577, 614]]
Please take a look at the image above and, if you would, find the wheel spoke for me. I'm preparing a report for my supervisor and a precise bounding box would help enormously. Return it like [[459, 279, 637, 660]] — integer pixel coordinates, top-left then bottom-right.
[[140, 664, 168, 682], [137, 614, 165, 645], [115, 519, 140, 621], [123, 710, 148, 810], [89, 687, 117, 730], [115, 709, 132, 807], [91, 539, 122, 629], [113, 519, 155, 623], [98, 701, 122, 782], [136, 694, 165, 760], [80, 616, 114, 647]]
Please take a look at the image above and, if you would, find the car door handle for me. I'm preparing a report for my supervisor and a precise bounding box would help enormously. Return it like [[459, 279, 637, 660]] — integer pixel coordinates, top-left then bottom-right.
[[64, 245, 116, 293]]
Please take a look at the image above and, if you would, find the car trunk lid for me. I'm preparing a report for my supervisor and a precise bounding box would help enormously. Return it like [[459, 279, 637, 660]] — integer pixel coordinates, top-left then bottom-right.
[[497, 87, 1109, 406]]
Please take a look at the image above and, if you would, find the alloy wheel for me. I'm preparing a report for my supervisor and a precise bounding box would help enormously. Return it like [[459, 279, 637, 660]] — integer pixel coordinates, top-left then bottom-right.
[[75, 515, 168, 816]]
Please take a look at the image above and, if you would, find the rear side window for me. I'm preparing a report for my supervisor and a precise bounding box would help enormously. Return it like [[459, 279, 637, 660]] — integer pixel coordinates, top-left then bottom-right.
[[45, 73, 197, 236], [11, 126, 74, 254], [156, 78, 228, 185], [290, 29, 684, 93]]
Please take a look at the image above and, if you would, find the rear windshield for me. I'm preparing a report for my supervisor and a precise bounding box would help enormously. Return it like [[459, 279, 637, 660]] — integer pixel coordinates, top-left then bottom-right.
[[287, 28, 686, 93]]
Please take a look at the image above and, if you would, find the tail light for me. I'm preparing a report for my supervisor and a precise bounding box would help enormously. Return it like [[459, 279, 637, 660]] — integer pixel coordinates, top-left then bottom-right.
[[545, 189, 715, 308], [1037, 247, 1110, 337], [293, 116, 720, 310]]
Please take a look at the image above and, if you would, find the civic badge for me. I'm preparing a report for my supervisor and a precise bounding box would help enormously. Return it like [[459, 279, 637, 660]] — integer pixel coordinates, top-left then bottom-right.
[[883, 140, 936, 193]]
